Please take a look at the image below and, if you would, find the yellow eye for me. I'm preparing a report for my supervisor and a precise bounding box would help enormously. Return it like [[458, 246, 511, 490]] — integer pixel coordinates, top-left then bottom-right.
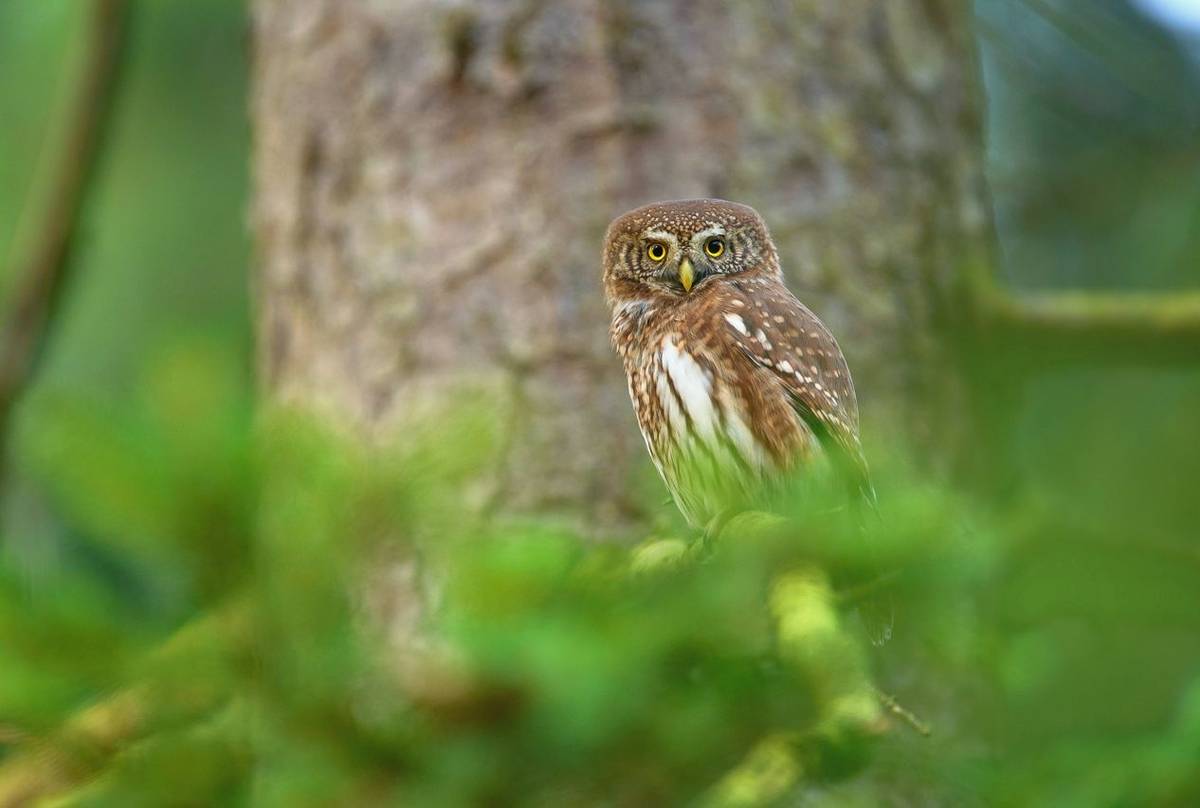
[[646, 242, 667, 262], [704, 237, 725, 258]]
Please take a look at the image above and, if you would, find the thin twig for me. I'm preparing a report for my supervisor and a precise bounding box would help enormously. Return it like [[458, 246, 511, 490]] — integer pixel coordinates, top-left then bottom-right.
[[836, 569, 902, 606], [0, 0, 131, 481], [874, 688, 932, 737]]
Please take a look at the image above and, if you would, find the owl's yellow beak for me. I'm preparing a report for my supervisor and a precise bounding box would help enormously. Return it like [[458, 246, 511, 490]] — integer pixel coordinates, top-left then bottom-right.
[[678, 257, 695, 292]]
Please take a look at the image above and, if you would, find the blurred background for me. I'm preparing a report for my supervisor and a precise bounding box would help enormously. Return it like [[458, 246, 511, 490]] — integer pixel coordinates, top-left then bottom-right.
[[0, 0, 250, 608], [1, 1, 1199, 805]]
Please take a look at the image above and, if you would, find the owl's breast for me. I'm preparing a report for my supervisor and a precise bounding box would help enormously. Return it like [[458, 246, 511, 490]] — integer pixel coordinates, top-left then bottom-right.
[[625, 332, 813, 527]]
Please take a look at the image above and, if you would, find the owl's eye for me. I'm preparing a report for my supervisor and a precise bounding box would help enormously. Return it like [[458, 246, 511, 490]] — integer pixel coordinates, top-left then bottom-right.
[[704, 237, 726, 258], [646, 242, 667, 262]]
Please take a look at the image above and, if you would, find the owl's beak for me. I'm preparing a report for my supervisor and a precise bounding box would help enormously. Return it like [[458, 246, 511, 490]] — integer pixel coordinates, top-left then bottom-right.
[[678, 257, 695, 292]]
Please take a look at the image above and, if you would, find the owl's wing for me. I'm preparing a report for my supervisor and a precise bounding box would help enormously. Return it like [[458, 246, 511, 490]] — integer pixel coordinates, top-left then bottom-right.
[[718, 281, 874, 504], [719, 280, 892, 645]]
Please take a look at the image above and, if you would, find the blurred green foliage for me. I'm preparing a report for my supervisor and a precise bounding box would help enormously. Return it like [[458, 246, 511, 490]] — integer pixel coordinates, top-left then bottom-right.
[[1, 1, 1199, 805], [0, 396, 977, 805]]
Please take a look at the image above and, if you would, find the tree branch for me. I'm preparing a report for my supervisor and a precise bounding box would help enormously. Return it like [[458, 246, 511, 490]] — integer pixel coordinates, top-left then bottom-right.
[[0, 598, 251, 808], [0, 0, 131, 477], [965, 270, 1200, 370], [984, 289, 1200, 369]]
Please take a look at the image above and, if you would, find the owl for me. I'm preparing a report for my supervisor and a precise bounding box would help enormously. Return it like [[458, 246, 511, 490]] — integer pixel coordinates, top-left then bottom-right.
[[603, 198, 873, 532]]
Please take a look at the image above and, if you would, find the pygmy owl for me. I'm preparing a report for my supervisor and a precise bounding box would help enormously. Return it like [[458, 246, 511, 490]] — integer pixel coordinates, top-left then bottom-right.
[[602, 199, 873, 530]]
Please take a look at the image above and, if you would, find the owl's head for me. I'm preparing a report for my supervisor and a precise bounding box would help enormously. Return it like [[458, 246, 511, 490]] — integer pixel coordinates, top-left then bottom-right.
[[602, 198, 779, 307]]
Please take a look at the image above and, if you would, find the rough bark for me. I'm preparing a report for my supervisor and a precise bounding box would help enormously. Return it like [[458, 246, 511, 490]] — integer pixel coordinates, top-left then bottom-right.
[[251, 0, 990, 529]]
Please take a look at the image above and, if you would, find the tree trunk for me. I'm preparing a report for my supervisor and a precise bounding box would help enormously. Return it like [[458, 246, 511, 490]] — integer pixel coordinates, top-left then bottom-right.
[[251, 0, 990, 530]]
